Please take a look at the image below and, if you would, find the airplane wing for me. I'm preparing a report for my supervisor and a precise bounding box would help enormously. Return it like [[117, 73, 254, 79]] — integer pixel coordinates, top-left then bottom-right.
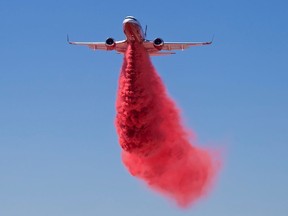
[[161, 41, 212, 50], [67, 36, 127, 53], [143, 39, 212, 55], [67, 36, 212, 56]]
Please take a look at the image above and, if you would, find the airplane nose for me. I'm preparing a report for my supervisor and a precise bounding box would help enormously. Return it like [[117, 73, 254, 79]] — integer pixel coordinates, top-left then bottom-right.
[[123, 18, 133, 25], [123, 18, 135, 30], [123, 17, 143, 42]]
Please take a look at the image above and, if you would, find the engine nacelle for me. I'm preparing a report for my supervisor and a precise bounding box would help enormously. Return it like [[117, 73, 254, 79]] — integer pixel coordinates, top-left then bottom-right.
[[105, 37, 116, 50], [153, 38, 164, 50]]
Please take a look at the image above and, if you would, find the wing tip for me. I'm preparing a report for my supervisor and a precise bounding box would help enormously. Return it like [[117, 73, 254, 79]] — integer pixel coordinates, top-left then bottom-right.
[[67, 34, 74, 45], [209, 34, 215, 44]]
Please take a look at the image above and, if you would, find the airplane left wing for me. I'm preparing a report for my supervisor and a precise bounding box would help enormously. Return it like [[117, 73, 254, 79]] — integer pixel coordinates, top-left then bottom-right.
[[143, 38, 213, 55], [67, 36, 127, 53], [161, 41, 212, 51]]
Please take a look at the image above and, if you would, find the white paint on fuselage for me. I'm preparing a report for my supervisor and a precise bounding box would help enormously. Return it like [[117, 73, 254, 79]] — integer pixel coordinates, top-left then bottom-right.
[[123, 16, 145, 43]]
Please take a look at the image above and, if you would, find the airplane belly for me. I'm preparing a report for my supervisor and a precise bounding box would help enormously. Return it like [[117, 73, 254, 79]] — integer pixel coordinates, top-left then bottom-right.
[[123, 23, 144, 43]]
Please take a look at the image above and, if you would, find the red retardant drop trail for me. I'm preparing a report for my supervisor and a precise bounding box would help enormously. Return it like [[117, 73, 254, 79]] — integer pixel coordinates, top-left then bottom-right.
[[115, 42, 219, 207]]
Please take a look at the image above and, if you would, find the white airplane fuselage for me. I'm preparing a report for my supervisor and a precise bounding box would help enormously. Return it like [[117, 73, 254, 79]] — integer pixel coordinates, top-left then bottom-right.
[[123, 16, 145, 43]]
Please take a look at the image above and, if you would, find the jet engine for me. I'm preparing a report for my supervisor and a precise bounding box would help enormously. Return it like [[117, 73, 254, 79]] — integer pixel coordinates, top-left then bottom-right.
[[105, 38, 116, 49], [153, 38, 164, 50]]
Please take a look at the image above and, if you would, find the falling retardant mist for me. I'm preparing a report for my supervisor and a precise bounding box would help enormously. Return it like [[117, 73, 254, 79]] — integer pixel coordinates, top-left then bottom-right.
[[115, 42, 220, 207]]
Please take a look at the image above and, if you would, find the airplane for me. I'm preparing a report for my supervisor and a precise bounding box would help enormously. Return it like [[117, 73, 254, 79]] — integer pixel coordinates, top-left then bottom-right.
[[67, 16, 213, 56]]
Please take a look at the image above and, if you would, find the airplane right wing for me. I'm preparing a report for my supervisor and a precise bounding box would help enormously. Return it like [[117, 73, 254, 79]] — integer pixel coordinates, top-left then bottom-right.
[[67, 36, 128, 53]]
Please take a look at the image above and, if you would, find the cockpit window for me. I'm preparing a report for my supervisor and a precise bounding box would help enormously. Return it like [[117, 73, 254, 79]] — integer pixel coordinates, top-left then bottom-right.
[[126, 16, 138, 22]]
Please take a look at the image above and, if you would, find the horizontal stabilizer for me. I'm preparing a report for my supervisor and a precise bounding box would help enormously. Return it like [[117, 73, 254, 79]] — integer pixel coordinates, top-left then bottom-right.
[[149, 52, 176, 56]]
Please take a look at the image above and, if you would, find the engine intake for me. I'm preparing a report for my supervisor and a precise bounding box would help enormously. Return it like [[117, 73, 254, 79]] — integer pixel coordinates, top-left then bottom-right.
[[153, 38, 164, 50], [105, 38, 116, 49]]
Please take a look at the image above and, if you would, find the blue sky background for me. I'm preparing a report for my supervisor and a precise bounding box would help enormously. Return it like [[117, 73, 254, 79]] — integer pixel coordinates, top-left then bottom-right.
[[0, 0, 287, 215]]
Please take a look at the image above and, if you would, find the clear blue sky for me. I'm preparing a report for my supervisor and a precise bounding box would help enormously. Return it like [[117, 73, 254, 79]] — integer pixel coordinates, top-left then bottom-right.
[[0, 0, 287, 215]]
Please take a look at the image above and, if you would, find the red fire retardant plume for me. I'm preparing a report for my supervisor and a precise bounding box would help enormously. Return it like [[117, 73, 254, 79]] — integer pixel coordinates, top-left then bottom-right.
[[115, 42, 219, 207]]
